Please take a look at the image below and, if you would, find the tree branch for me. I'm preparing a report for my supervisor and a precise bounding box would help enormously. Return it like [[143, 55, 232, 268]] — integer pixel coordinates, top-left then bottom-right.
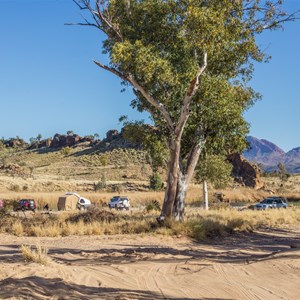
[[93, 60, 174, 132], [95, 1, 124, 41], [175, 52, 207, 137], [127, 75, 174, 132]]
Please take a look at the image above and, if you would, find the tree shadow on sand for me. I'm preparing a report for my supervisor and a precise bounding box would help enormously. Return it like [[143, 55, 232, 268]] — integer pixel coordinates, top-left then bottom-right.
[[0, 276, 229, 300], [1, 229, 300, 267]]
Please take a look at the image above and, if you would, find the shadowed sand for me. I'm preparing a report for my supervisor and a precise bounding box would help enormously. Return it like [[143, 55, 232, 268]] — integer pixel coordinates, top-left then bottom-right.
[[0, 228, 299, 300]]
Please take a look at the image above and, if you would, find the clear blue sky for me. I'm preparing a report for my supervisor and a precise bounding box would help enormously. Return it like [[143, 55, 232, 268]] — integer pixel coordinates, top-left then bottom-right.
[[0, 0, 299, 152]]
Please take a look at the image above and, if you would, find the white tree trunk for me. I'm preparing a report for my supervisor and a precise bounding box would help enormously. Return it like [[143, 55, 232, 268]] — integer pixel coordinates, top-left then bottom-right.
[[172, 171, 187, 222], [172, 133, 206, 221], [203, 180, 209, 210]]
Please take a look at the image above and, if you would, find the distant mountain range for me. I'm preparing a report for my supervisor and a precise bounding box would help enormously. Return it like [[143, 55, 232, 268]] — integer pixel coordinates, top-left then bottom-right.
[[243, 136, 300, 174]]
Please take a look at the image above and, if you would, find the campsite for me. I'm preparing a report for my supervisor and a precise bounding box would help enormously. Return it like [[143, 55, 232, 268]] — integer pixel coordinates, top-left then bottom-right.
[[1, 0, 300, 299]]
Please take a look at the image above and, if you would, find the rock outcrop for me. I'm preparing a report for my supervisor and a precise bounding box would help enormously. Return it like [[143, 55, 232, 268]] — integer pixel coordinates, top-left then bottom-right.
[[24, 129, 136, 151], [227, 153, 264, 189], [0, 163, 28, 177], [3, 138, 27, 148]]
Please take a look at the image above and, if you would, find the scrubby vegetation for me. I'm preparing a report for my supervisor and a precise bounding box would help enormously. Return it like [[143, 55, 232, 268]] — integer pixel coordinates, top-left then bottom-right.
[[1, 207, 299, 241]]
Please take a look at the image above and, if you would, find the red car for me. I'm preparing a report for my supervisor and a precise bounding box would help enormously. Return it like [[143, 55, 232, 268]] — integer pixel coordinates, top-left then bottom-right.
[[16, 199, 36, 212], [0, 199, 4, 210]]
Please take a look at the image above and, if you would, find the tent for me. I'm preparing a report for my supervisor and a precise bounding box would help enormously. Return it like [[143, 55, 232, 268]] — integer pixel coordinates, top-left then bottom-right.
[[57, 194, 78, 211]]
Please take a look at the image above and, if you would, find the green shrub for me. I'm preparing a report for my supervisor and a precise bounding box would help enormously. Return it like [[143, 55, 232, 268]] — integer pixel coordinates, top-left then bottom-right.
[[149, 173, 164, 190], [95, 174, 107, 191], [60, 147, 72, 156], [10, 184, 20, 192], [145, 200, 161, 212]]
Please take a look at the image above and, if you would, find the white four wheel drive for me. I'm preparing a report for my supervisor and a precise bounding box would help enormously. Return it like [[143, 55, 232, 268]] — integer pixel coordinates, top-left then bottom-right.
[[108, 196, 130, 210]]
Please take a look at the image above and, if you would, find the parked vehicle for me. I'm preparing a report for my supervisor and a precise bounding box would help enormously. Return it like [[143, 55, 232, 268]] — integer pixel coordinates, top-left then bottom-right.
[[64, 192, 91, 210], [108, 196, 130, 210], [0, 199, 4, 210], [254, 197, 288, 210], [272, 197, 288, 209], [16, 199, 36, 212]]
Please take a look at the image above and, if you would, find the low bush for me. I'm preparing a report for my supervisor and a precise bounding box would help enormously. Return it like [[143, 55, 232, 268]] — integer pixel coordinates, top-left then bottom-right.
[[145, 200, 161, 212], [149, 173, 164, 191], [67, 208, 117, 223]]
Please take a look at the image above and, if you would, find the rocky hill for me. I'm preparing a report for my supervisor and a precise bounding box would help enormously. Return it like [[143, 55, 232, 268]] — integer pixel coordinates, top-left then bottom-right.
[[244, 136, 300, 173], [0, 129, 266, 192]]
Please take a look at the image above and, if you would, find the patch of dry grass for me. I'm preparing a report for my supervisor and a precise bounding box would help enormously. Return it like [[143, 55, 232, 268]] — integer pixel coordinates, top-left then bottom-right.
[[1, 206, 299, 241], [20, 244, 50, 265]]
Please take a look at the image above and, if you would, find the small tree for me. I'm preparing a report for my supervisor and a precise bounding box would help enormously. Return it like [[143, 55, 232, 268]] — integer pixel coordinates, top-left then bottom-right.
[[29, 137, 37, 146], [196, 155, 233, 210], [150, 173, 164, 191], [36, 134, 42, 142], [277, 162, 289, 182], [67, 130, 74, 136]]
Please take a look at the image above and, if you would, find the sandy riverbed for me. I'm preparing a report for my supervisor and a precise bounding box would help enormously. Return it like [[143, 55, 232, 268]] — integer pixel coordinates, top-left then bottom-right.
[[0, 228, 299, 300]]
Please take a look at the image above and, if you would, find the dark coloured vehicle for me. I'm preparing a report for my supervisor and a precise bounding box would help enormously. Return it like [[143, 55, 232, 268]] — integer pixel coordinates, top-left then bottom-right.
[[16, 199, 36, 212]]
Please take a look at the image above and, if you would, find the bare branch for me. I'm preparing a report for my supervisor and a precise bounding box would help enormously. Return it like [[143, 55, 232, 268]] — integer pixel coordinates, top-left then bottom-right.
[[71, 0, 87, 10], [93, 60, 128, 82], [95, 1, 123, 41], [93, 60, 174, 132], [127, 75, 174, 132], [65, 22, 99, 28]]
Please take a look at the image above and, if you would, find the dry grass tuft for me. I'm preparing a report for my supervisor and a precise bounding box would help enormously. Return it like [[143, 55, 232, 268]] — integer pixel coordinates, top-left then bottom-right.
[[20, 244, 50, 265]]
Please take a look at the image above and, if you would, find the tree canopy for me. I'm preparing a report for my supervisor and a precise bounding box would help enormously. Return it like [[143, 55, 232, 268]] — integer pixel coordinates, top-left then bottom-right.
[[71, 0, 299, 220]]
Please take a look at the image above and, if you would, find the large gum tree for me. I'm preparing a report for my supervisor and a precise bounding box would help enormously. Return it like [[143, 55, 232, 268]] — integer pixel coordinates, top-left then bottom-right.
[[70, 0, 299, 220]]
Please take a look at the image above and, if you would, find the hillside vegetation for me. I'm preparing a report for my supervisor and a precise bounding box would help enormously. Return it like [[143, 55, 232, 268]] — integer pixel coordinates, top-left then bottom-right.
[[1, 133, 300, 207]]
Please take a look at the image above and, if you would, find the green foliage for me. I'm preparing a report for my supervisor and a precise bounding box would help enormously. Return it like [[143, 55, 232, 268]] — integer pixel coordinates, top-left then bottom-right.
[[10, 184, 21, 192], [122, 122, 168, 172], [95, 174, 107, 191], [60, 147, 72, 156], [67, 130, 74, 136], [29, 137, 37, 145], [196, 155, 232, 189], [93, 133, 100, 140], [73, 0, 297, 217], [145, 200, 161, 212], [149, 173, 164, 191], [277, 162, 290, 182], [22, 185, 29, 191], [99, 154, 109, 166], [0, 141, 5, 150], [37, 134, 42, 142]]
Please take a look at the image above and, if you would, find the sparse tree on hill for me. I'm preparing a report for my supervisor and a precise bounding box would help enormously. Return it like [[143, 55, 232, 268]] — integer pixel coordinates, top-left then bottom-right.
[[29, 137, 37, 145], [67, 130, 74, 136], [93, 133, 100, 140], [277, 162, 289, 182], [37, 133, 42, 142], [71, 0, 299, 221]]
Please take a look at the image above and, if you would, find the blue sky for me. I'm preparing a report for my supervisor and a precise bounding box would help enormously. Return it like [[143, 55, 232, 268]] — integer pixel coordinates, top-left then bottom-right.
[[0, 0, 299, 152]]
